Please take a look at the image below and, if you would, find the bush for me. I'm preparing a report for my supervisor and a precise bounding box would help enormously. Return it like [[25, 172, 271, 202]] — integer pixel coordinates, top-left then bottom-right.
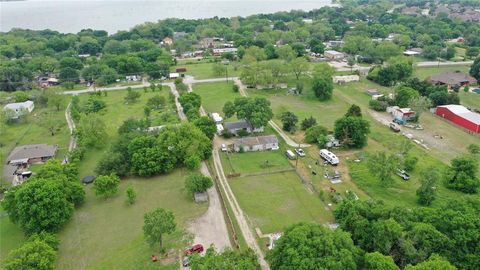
[[301, 116, 317, 130], [237, 129, 250, 137], [305, 125, 328, 144], [403, 155, 418, 172], [185, 173, 213, 196], [232, 84, 239, 92], [369, 99, 388, 111]]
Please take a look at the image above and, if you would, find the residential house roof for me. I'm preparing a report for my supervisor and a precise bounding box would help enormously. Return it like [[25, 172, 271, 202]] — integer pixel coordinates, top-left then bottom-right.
[[7, 144, 58, 163], [234, 135, 278, 147], [324, 50, 344, 56], [429, 72, 477, 86], [438, 105, 480, 125], [224, 120, 252, 130]]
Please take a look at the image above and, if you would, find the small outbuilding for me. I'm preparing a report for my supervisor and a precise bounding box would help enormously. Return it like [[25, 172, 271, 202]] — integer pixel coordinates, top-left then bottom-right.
[[194, 192, 209, 203], [3, 100, 34, 119], [169, 73, 180, 79], [324, 50, 345, 60], [332, 75, 359, 84], [82, 176, 96, 184]]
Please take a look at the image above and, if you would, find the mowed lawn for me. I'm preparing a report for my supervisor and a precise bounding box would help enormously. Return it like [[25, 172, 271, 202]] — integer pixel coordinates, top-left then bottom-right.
[[459, 90, 480, 109], [230, 171, 333, 234], [192, 81, 240, 118], [173, 62, 240, 80], [414, 65, 470, 80], [77, 89, 178, 177], [220, 150, 292, 176], [0, 207, 26, 265], [57, 169, 206, 270], [0, 104, 70, 181]]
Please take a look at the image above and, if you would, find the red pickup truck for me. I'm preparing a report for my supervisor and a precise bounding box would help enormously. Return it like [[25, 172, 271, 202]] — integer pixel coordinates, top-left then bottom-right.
[[185, 244, 204, 255]]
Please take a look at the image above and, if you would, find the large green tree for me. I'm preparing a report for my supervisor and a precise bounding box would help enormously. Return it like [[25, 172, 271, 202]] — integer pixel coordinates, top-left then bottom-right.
[[444, 155, 479, 194], [334, 116, 370, 148], [223, 97, 273, 128], [312, 75, 333, 101], [267, 223, 362, 269], [368, 151, 401, 186], [185, 173, 213, 196], [364, 252, 399, 270], [143, 208, 176, 250], [3, 180, 74, 234], [4, 240, 57, 270]]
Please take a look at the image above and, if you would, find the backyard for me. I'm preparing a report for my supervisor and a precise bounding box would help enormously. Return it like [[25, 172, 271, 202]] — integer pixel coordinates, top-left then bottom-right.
[[191, 81, 240, 119], [0, 101, 70, 183], [229, 171, 333, 234], [56, 169, 205, 270]]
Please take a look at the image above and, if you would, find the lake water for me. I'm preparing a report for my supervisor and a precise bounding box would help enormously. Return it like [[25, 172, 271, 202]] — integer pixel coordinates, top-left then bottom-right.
[[0, 0, 333, 34]]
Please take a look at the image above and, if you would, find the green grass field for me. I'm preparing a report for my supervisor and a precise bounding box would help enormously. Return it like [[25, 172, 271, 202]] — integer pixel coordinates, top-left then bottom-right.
[[192, 81, 240, 118], [56, 169, 206, 270], [173, 62, 240, 80], [459, 90, 480, 109], [0, 207, 26, 265], [0, 104, 70, 182], [77, 89, 178, 177], [229, 171, 333, 234], [221, 150, 292, 176], [414, 65, 470, 80]]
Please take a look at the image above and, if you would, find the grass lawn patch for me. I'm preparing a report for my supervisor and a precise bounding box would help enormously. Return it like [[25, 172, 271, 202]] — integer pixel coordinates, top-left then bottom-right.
[[414, 65, 470, 80], [229, 171, 333, 234], [0, 207, 26, 266], [56, 169, 206, 270], [174, 62, 240, 80], [76, 89, 178, 177], [192, 81, 240, 118], [459, 90, 480, 109], [220, 150, 292, 176]]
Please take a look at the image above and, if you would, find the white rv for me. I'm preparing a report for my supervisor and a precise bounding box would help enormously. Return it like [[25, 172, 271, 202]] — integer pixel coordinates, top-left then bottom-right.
[[320, 149, 339, 165]]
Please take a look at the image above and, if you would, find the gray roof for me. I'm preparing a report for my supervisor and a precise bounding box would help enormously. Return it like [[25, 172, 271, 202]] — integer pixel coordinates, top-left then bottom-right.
[[429, 72, 477, 86], [234, 135, 278, 147], [224, 120, 252, 130], [7, 144, 58, 163]]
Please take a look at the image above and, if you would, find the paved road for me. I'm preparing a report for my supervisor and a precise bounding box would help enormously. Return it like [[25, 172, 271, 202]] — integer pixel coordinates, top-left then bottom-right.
[[233, 78, 311, 148]]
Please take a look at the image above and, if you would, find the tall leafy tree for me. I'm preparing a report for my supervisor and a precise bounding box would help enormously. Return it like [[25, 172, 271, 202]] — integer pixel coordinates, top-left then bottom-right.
[[364, 252, 400, 270], [143, 208, 176, 250], [93, 174, 120, 198], [334, 116, 370, 148], [267, 223, 362, 270], [368, 152, 401, 186], [280, 111, 298, 132], [312, 75, 333, 101], [4, 240, 57, 270], [444, 155, 479, 194]]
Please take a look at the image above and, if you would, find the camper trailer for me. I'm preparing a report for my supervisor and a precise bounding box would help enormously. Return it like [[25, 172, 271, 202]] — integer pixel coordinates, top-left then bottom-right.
[[319, 149, 339, 165], [285, 150, 297, 160]]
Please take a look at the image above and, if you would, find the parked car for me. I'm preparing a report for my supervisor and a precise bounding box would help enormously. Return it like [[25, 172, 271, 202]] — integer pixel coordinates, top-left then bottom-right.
[[285, 150, 296, 160], [295, 148, 306, 157], [271, 145, 279, 151], [182, 256, 190, 267], [396, 169, 410, 180], [185, 244, 204, 255], [389, 122, 401, 132], [221, 144, 228, 152]]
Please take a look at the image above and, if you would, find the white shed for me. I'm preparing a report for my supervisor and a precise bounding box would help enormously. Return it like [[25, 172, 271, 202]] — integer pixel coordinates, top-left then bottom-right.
[[3, 101, 34, 118]]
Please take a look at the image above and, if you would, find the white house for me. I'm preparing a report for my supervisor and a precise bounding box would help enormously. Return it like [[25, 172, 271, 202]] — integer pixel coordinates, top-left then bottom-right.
[[324, 50, 345, 60], [233, 135, 279, 152], [3, 101, 34, 118]]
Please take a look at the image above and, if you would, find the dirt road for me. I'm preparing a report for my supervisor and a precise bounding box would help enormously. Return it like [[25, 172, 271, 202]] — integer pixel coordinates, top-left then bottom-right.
[[187, 162, 231, 252], [211, 146, 271, 270]]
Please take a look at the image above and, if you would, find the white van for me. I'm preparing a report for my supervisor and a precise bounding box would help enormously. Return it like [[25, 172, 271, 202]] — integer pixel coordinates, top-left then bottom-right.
[[320, 149, 339, 165], [285, 150, 296, 160]]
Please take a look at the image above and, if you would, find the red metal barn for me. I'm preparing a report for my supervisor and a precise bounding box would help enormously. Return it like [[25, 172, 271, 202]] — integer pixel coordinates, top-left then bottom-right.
[[436, 105, 480, 133]]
